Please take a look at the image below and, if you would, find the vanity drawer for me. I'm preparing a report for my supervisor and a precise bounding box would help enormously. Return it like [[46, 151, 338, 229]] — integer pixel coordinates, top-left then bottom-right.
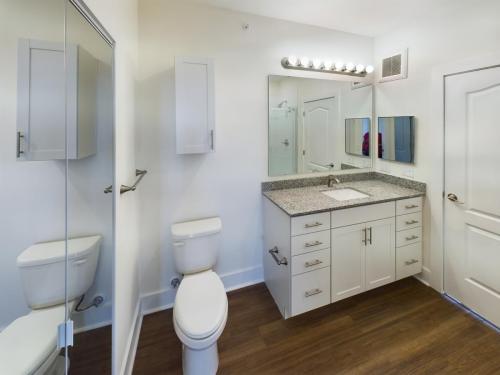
[[396, 212, 422, 231], [291, 230, 330, 256], [291, 267, 330, 316], [330, 202, 395, 228], [291, 248, 330, 276], [396, 227, 422, 247], [396, 197, 422, 215], [291, 212, 330, 236], [396, 243, 422, 280]]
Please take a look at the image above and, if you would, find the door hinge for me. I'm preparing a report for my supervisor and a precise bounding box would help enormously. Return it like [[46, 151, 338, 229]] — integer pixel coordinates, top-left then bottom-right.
[[57, 319, 74, 349]]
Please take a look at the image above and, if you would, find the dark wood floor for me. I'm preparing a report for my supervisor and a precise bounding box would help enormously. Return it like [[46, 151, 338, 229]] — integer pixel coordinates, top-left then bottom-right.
[[69, 324, 111, 374], [133, 278, 500, 374]]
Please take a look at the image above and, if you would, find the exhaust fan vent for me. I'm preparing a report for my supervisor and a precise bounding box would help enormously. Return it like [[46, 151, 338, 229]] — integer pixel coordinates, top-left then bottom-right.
[[380, 49, 408, 82]]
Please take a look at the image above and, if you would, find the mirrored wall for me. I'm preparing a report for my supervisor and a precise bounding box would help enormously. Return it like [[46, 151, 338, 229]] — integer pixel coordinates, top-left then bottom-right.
[[268, 75, 373, 177], [0, 1, 114, 373]]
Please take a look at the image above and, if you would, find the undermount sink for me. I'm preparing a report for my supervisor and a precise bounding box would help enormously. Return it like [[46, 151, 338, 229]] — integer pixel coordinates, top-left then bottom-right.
[[322, 188, 369, 201]]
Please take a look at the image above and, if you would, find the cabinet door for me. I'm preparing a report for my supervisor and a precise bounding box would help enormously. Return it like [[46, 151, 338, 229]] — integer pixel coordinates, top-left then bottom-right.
[[175, 56, 215, 154], [365, 217, 395, 290], [331, 223, 366, 302]]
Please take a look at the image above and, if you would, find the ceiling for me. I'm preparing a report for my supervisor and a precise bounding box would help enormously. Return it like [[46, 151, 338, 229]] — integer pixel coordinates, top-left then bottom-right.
[[187, 0, 467, 37]]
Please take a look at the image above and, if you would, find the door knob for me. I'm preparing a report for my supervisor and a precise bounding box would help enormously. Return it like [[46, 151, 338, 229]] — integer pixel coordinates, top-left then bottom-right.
[[447, 193, 464, 204]]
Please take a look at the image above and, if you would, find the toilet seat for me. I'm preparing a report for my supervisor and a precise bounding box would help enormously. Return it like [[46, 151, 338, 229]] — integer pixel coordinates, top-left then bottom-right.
[[174, 270, 228, 347], [0, 304, 66, 375]]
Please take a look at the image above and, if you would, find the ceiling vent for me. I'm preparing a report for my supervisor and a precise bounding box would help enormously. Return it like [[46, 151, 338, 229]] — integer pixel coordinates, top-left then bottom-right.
[[380, 49, 408, 82]]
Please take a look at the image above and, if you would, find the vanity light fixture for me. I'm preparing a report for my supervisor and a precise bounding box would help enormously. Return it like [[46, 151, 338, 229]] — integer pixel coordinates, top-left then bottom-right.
[[282, 56, 373, 77]]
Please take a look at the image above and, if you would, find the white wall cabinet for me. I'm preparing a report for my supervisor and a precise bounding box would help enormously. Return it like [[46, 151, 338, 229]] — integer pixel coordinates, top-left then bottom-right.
[[17, 39, 98, 161], [175, 56, 215, 154], [264, 196, 422, 319]]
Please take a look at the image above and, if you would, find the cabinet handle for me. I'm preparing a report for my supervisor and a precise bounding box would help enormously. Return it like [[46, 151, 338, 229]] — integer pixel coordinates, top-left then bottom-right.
[[210, 130, 214, 150], [405, 235, 419, 241], [305, 240, 323, 248], [268, 246, 288, 266], [304, 259, 322, 268], [405, 259, 419, 266], [362, 228, 367, 245], [368, 227, 372, 245], [304, 221, 322, 228], [405, 220, 419, 225], [405, 204, 419, 209], [305, 288, 322, 298], [16, 131, 25, 158]]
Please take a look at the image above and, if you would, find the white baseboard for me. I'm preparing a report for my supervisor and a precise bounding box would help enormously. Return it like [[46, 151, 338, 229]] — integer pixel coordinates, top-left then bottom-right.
[[414, 266, 431, 287], [141, 265, 263, 316], [121, 301, 143, 375]]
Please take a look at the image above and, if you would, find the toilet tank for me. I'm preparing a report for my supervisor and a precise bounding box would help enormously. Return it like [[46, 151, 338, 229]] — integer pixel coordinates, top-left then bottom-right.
[[16, 235, 102, 309], [171, 217, 221, 275]]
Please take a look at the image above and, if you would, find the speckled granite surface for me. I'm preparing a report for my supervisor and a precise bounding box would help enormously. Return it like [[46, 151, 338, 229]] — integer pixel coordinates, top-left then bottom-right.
[[263, 179, 425, 217]]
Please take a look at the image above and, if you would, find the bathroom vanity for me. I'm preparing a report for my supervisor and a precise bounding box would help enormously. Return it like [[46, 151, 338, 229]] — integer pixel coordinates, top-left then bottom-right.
[[262, 173, 425, 318]]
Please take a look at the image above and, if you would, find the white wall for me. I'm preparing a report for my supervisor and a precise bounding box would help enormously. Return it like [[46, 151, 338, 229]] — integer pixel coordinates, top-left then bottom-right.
[[82, 1, 140, 374], [373, 0, 500, 289], [136, 0, 373, 312]]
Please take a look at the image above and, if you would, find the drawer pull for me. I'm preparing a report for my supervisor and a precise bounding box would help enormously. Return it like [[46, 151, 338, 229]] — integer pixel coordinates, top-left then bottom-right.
[[268, 246, 288, 266], [304, 259, 323, 268], [405, 204, 419, 209], [305, 288, 322, 298], [405, 220, 419, 225], [304, 221, 323, 228], [305, 240, 323, 248], [405, 235, 419, 241], [405, 259, 419, 266]]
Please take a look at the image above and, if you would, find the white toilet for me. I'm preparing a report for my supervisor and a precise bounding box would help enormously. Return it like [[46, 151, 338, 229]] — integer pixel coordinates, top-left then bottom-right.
[[0, 235, 102, 375], [171, 217, 228, 375]]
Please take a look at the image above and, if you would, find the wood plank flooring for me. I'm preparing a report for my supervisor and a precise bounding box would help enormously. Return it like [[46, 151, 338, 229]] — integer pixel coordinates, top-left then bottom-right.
[[133, 278, 500, 374], [69, 324, 111, 374]]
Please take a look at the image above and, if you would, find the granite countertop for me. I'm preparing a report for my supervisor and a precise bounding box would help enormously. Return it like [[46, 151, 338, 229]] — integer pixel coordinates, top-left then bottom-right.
[[263, 179, 425, 217]]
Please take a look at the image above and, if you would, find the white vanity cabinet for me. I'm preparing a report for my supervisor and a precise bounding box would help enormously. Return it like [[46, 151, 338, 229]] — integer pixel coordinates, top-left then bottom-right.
[[263, 195, 424, 319]]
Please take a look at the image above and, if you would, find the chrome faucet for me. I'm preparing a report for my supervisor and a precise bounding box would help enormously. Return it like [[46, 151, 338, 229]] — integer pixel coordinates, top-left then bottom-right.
[[327, 175, 341, 187]]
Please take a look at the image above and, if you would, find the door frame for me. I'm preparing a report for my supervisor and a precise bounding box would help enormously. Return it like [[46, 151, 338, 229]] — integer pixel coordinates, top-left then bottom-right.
[[429, 53, 500, 294]]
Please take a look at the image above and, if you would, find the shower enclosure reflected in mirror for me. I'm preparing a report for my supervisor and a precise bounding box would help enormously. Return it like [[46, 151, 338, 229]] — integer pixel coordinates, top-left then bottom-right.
[[0, 1, 114, 374], [268, 75, 373, 177]]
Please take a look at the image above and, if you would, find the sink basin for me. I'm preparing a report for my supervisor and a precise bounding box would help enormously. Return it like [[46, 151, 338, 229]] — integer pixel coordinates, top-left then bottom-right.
[[322, 188, 369, 201]]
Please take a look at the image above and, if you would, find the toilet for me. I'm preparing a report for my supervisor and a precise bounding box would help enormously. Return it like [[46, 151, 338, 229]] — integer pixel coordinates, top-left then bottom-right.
[[0, 235, 102, 375], [171, 217, 228, 375]]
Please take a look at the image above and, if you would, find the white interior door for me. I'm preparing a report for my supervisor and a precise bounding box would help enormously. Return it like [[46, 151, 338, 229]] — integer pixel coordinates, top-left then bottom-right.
[[444, 65, 500, 327], [303, 97, 337, 172]]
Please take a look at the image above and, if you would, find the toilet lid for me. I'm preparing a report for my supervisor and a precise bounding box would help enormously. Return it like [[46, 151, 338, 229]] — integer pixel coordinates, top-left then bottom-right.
[[174, 271, 228, 340], [0, 304, 66, 374]]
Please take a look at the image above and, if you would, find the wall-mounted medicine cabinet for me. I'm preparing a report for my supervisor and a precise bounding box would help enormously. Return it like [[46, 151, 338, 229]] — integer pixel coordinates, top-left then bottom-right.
[[16, 39, 98, 161], [175, 56, 215, 154]]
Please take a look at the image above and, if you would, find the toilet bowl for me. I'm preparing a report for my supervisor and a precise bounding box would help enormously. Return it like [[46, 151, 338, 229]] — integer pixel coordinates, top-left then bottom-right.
[[171, 217, 227, 375], [0, 235, 102, 375]]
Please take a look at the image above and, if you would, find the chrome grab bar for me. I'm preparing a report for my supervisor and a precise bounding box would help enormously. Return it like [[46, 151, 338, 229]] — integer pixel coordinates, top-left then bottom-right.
[[268, 246, 288, 266], [104, 169, 148, 194], [405, 259, 419, 266], [305, 240, 323, 248]]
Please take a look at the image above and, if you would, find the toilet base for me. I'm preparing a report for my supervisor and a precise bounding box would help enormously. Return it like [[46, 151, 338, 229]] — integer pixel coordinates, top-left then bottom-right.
[[183, 342, 218, 375]]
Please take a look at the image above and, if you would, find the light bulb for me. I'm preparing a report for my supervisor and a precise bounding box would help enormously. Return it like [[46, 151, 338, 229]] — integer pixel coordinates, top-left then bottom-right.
[[345, 62, 355, 72], [355, 64, 365, 74], [334, 61, 344, 71], [287, 56, 298, 66], [312, 59, 323, 69], [365, 65, 374, 74], [324, 60, 333, 70], [299, 56, 310, 67]]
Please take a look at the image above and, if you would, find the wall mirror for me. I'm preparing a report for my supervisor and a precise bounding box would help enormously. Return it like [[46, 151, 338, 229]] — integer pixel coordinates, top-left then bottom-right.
[[268, 75, 373, 177], [378, 116, 414, 163]]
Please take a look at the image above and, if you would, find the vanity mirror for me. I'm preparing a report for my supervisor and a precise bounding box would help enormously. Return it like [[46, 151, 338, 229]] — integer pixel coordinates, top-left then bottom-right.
[[268, 75, 373, 177], [378, 116, 414, 163]]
